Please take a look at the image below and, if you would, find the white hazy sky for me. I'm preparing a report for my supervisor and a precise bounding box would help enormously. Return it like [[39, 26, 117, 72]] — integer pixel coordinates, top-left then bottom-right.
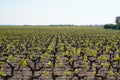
[[0, 0, 120, 25]]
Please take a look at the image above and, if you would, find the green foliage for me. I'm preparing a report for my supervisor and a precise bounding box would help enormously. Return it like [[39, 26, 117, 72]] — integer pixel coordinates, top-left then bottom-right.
[[7, 55, 16, 61], [19, 59, 28, 66], [77, 48, 81, 55], [92, 71, 96, 75], [47, 45, 53, 51], [65, 50, 72, 57], [82, 61, 88, 67], [29, 52, 35, 59], [41, 53, 50, 60], [114, 72, 119, 76], [73, 69, 79, 74], [108, 70, 114, 77], [58, 61, 63, 67], [56, 56, 60, 60], [83, 54, 88, 61], [101, 62, 110, 68], [0, 62, 4, 66], [47, 61, 52, 67], [97, 55, 107, 61], [114, 54, 120, 61], [105, 46, 111, 53], [69, 58, 73, 65], [64, 70, 71, 75], [42, 71, 49, 76], [0, 70, 6, 77], [85, 48, 97, 57]]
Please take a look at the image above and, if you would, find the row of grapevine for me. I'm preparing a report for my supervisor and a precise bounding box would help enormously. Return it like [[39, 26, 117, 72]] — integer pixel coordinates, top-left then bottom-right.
[[0, 27, 120, 80]]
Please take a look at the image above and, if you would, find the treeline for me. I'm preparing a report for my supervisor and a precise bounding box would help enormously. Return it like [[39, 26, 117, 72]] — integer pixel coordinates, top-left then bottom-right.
[[104, 24, 120, 30], [104, 16, 120, 30]]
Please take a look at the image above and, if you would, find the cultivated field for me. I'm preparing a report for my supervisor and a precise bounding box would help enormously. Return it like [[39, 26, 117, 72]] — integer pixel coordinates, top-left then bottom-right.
[[0, 26, 120, 80]]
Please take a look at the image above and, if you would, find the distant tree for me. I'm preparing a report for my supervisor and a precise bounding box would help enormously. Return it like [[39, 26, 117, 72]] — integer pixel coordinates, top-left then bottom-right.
[[115, 16, 120, 29], [104, 24, 116, 29], [104, 16, 120, 30], [115, 16, 120, 25]]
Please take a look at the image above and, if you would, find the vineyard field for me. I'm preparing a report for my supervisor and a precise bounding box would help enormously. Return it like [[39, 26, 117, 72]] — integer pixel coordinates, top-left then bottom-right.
[[0, 26, 120, 80]]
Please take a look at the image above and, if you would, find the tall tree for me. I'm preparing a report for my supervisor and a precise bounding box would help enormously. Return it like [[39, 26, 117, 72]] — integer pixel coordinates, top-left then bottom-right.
[[115, 16, 120, 29]]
